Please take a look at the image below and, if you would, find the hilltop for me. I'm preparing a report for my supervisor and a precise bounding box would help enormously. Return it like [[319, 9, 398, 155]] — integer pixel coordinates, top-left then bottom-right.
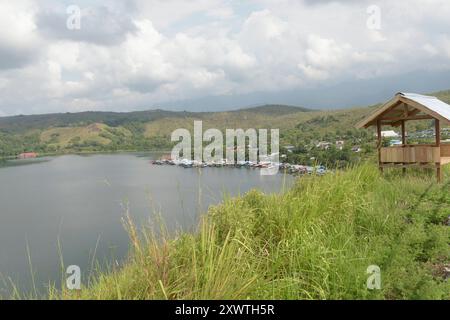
[[0, 104, 311, 133]]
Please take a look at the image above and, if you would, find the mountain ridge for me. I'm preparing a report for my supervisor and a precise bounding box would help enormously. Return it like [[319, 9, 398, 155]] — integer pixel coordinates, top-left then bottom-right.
[[0, 104, 311, 133]]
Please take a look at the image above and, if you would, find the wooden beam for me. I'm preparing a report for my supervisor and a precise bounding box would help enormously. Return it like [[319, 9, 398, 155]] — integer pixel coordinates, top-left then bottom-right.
[[377, 119, 382, 172], [355, 97, 402, 128], [401, 120, 406, 174], [377, 120, 382, 147], [401, 121, 406, 144], [434, 120, 442, 183], [409, 108, 422, 117], [435, 119, 441, 147], [380, 115, 433, 122], [391, 108, 422, 127]]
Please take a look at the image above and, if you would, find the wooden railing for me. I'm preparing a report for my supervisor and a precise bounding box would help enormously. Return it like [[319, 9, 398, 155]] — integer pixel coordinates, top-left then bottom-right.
[[380, 145, 441, 163]]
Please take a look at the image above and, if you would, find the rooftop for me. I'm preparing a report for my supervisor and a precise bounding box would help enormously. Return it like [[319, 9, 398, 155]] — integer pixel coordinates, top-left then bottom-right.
[[356, 92, 450, 128]]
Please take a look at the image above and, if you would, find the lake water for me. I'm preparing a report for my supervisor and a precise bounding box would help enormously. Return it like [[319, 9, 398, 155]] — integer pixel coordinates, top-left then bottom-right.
[[0, 153, 292, 296]]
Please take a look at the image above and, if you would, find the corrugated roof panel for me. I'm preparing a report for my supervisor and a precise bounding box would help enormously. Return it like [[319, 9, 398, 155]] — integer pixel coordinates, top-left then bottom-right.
[[398, 92, 450, 121]]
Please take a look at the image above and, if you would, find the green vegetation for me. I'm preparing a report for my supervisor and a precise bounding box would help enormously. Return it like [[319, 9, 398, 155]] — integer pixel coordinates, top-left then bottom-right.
[[55, 164, 449, 300], [0, 104, 313, 157], [2, 90, 450, 167]]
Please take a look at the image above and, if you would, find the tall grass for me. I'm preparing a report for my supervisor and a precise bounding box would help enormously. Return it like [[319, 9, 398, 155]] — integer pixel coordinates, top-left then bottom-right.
[[58, 164, 449, 300]]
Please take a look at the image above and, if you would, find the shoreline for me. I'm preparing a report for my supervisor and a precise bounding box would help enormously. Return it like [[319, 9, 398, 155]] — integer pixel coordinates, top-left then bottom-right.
[[2, 150, 330, 176], [0, 149, 173, 161]]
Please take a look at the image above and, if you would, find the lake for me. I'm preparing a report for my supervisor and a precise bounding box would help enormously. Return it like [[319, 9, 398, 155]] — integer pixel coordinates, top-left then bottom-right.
[[0, 153, 292, 296]]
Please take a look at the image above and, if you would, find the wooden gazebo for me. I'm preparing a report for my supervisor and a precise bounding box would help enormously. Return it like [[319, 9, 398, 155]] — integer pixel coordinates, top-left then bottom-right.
[[356, 92, 450, 182]]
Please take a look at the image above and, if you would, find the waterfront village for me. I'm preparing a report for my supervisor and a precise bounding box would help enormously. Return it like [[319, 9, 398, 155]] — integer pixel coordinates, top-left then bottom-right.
[[150, 126, 450, 176], [13, 126, 449, 176], [151, 156, 328, 175]]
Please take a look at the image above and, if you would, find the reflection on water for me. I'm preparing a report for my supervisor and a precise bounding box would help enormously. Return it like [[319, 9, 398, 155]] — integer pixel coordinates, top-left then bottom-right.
[[0, 158, 51, 168], [0, 153, 292, 296]]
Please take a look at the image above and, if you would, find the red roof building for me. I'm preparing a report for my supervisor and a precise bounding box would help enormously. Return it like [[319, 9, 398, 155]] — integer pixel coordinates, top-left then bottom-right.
[[18, 152, 38, 159]]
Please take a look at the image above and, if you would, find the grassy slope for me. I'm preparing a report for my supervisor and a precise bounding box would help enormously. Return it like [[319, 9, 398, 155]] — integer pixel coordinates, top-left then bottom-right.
[[40, 123, 133, 148], [44, 89, 450, 136], [59, 164, 450, 300], [33, 106, 316, 150], [143, 109, 311, 137], [41, 124, 111, 147]]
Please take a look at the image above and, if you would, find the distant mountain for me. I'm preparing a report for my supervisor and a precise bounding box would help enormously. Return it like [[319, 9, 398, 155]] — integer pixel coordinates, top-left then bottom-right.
[[0, 104, 310, 134], [0, 109, 192, 133], [233, 104, 312, 115]]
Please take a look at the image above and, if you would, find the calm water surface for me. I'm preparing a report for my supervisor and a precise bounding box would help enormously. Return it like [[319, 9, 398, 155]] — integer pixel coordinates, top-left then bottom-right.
[[0, 153, 292, 296]]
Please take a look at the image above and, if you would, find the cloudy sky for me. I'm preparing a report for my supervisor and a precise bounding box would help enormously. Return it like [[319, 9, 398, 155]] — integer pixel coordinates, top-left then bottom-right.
[[0, 0, 450, 116]]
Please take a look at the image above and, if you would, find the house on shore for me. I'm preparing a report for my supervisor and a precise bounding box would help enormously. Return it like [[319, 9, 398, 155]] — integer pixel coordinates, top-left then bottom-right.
[[335, 140, 345, 150], [379, 130, 400, 138], [17, 152, 38, 159], [316, 141, 332, 150]]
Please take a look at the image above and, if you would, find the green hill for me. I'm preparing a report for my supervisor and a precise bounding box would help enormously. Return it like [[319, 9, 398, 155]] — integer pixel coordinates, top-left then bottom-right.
[[234, 104, 312, 115], [0, 104, 313, 157], [0, 104, 310, 134]]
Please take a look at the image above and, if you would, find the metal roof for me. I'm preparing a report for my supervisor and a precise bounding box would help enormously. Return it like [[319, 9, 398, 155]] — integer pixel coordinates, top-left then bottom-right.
[[356, 92, 450, 128], [398, 92, 450, 121]]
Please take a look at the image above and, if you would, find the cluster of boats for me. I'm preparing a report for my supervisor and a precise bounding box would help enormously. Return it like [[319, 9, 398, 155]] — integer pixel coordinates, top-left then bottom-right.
[[150, 158, 328, 175], [279, 164, 327, 175]]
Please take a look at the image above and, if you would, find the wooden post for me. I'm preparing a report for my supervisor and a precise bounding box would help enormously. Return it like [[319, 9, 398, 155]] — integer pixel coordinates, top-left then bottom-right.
[[435, 119, 441, 147], [401, 120, 406, 174], [377, 120, 383, 173], [437, 164, 442, 183], [435, 119, 441, 183], [401, 120, 406, 145]]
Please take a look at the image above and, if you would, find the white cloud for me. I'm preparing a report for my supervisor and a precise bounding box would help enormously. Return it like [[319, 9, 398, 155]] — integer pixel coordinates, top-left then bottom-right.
[[0, 0, 450, 115], [241, 9, 287, 41], [0, 0, 41, 70], [304, 35, 352, 69]]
